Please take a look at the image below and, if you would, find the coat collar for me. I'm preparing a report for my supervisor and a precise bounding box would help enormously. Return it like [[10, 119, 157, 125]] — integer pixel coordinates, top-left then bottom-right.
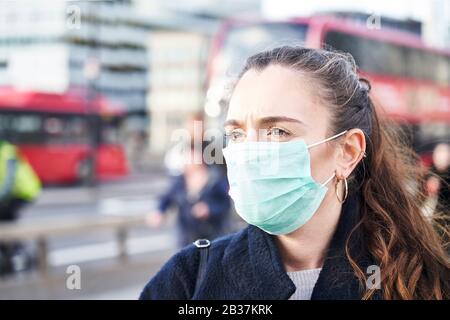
[[221, 193, 375, 299]]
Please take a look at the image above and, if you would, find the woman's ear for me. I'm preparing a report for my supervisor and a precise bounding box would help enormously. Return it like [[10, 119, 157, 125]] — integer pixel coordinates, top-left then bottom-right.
[[335, 128, 366, 179]]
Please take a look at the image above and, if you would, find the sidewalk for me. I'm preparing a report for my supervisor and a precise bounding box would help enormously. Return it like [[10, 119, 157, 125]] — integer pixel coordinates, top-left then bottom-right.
[[35, 168, 168, 208], [0, 249, 175, 300]]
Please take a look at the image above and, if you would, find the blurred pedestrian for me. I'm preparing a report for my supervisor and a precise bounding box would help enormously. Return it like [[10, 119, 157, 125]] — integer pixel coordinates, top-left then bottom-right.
[[426, 143, 450, 254], [0, 139, 41, 275], [164, 112, 204, 177], [427, 143, 450, 213], [147, 143, 230, 247], [140, 47, 449, 300]]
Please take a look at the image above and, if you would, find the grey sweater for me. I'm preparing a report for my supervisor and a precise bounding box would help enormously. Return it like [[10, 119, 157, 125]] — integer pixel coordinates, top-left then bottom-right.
[[287, 268, 322, 300]]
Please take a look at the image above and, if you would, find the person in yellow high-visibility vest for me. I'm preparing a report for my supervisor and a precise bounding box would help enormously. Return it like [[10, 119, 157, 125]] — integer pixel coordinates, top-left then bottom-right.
[[0, 140, 41, 275], [0, 140, 41, 221]]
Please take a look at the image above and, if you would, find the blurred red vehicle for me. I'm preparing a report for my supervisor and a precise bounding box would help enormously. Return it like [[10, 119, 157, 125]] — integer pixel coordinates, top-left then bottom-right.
[[206, 15, 450, 166], [0, 87, 128, 184]]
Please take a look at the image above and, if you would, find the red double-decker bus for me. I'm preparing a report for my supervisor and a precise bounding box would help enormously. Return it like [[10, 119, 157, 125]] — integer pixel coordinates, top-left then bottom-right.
[[0, 87, 128, 184], [205, 15, 450, 166]]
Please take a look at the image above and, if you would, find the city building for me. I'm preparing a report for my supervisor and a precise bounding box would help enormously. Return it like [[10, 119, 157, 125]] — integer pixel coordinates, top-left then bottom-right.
[[0, 0, 149, 134]]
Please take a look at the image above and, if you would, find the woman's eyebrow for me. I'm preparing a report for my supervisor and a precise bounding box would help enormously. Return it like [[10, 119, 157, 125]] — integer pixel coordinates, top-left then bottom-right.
[[223, 119, 243, 127], [223, 116, 304, 128], [258, 116, 304, 126]]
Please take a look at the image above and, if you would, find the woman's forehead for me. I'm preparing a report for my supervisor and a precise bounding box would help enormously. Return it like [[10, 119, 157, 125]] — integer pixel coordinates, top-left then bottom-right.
[[227, 65, 327, 125]]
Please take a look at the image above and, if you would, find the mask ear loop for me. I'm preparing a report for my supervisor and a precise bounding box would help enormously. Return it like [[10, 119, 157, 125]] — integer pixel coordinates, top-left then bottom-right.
[[321, 172, 335, 187], [307, 130, 348, 149], [308, 130, 348, 188]]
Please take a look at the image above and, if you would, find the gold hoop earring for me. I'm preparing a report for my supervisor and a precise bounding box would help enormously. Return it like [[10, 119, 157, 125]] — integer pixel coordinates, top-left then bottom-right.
[[335, 177, 348, 203]]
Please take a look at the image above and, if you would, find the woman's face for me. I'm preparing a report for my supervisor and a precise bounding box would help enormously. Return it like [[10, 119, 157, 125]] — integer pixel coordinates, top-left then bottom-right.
[[224, 64, 339, 185]]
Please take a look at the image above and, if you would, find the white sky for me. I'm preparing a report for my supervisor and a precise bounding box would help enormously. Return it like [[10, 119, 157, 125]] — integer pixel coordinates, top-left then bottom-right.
[[261, 0, 446, 22]]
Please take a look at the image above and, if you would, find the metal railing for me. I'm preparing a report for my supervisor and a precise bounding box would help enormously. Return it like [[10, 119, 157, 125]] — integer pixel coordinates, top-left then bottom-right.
[[0, 215, 147, 276]]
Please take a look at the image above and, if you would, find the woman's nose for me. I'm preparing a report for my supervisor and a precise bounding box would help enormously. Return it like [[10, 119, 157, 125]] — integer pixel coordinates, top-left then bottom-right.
[[245, 128, 259, 142]]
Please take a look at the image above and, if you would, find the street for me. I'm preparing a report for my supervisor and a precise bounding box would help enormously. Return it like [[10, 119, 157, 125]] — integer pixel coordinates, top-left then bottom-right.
[[0, 169, 180, 299]]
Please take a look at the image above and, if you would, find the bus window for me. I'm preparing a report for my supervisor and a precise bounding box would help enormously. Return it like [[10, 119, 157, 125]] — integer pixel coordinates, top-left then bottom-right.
[[214, 23, 308, 80], [324, 30, 450, 85], [406, 49, 426, 80], [67, 117, 90, 144], [43, 115, 90, 145], [435, 55, 450, 85], [100, 117, 121, 145], [44, 117, 65, 144], [417, 122, 450, 152], [382, 42, 407, 76], [6, 113, 45, 144], [323, 31, 407, 77], [0, 113, 11, 140]]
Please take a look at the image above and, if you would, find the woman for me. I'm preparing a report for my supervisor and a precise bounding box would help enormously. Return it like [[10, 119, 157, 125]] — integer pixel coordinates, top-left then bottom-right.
[[140, 46, 450, 300]]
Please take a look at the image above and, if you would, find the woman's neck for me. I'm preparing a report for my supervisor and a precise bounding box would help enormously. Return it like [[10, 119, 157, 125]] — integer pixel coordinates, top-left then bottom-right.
[[274, 192, 342, 272]]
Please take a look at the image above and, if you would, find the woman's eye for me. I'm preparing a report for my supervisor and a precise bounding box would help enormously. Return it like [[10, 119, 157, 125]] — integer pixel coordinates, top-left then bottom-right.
[[268, 127, 290, 139], [224, 129, 245, 143]]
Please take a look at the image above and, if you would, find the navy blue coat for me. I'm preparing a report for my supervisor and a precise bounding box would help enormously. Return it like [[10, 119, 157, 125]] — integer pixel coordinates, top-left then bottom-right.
[[140, 193, 380, 300], [157, 167, 230, 244]]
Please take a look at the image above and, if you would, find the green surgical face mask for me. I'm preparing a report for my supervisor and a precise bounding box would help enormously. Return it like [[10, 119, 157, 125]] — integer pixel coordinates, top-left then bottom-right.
[[222, 131, 347, 235]]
